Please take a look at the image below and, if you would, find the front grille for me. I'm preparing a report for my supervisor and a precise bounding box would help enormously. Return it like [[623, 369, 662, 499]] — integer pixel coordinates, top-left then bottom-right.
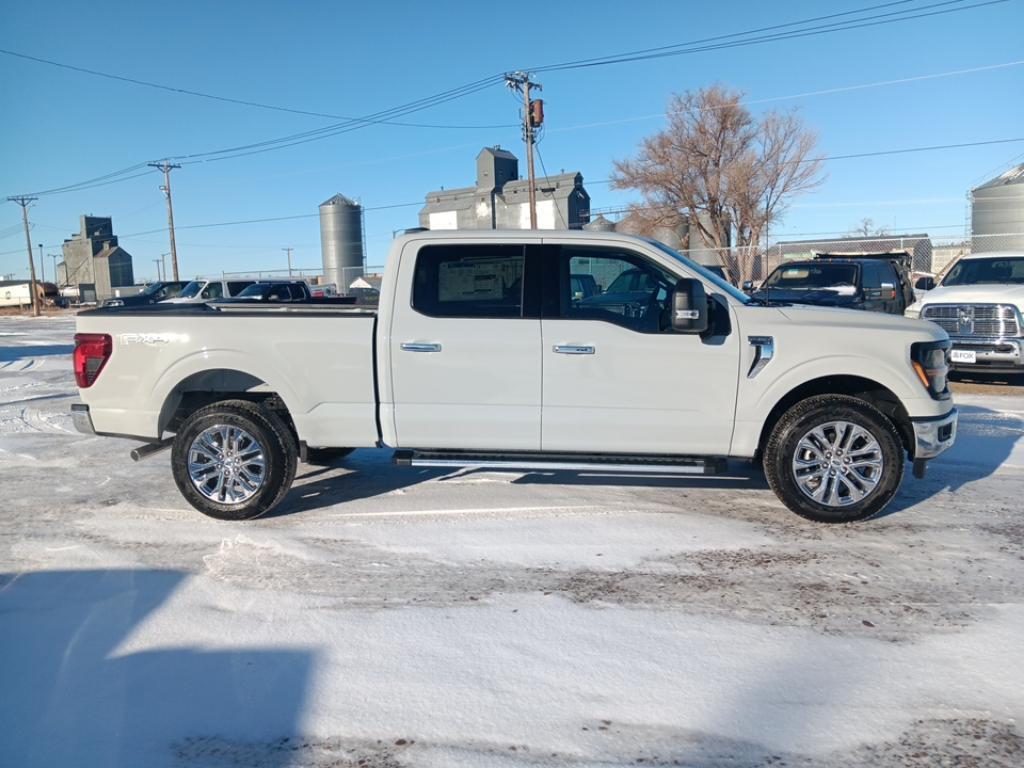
[[922, 304, 1020, 338]]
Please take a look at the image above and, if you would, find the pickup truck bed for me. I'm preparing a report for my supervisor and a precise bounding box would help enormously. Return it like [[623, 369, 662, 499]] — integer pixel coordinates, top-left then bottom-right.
[[77, 303, 380, 450]]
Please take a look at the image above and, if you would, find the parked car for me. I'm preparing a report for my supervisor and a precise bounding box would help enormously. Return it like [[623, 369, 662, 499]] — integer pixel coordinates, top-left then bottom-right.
[[160, 279, 255, 304], [222, 280, 313, 303], [103, 281, 190, 308], [216, 280, 358, 305], [905, 251, 1024, 373], [72, 230, 956, 524], [747, 256, 912, 315]]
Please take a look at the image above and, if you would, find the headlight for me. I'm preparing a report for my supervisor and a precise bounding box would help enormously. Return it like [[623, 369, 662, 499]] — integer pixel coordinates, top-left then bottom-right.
[[910, 340, 951, 400], [104, 299, 124, 307]]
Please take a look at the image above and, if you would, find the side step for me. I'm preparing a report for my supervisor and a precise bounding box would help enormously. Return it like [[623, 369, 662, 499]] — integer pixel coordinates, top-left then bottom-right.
[[393, 449, 727, 476]]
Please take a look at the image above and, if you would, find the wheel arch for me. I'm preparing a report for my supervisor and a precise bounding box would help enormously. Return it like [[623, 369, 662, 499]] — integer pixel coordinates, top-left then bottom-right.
[[157, 367, 297, 439], [755, 375, 913, 460]]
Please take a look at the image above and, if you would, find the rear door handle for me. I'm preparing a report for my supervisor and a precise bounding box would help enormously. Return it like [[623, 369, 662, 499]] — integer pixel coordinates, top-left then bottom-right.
[[553, 344, 595, 355], [401, 342, 442, 353]]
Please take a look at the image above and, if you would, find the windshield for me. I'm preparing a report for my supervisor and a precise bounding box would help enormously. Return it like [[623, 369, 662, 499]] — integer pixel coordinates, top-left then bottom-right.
[[177, 281, 204, 298], [237, 283, 269, 297], [644, 239, 750, 303], [763, 263, 858, 290], [942, 257, 1024, 286]]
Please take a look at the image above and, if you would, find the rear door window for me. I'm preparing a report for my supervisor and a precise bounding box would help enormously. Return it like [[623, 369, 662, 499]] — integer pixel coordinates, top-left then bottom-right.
[[413, 245, 527, 318], [227, 281, 253, 296]]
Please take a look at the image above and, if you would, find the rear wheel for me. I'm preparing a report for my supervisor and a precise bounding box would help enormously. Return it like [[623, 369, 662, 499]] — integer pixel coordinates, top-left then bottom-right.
[[764, 395, 903, 523], [171, 399, 297, 520]]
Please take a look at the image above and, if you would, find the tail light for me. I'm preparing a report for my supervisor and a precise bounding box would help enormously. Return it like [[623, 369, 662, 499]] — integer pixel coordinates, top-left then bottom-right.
[[74, 333, 112, 388]]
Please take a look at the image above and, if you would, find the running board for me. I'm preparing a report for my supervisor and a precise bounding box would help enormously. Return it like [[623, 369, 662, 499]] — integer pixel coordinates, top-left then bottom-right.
[[393, 450, 727, 476]]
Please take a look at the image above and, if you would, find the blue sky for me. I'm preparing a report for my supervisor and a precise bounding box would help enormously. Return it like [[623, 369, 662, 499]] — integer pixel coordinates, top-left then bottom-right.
[[1, 0, 1022, 281]]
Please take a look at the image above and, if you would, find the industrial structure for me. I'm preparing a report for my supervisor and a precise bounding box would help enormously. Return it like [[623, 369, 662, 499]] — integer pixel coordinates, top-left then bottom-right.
[[319, 194, 364, 292], [971, 162, 1024, 253], [419, 147, 590, 231], [57, 216, 134, 303]]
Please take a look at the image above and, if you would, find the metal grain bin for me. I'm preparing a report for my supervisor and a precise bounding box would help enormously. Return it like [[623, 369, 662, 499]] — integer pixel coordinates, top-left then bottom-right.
[[319, 194, 364, 292], [971, 163, 1024, 253]]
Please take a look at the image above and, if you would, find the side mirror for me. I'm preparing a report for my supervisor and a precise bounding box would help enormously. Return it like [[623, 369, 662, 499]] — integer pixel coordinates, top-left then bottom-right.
[[671, 278, 708, 334], [914, 276, 935, 291], [742, 280, 754, 292]]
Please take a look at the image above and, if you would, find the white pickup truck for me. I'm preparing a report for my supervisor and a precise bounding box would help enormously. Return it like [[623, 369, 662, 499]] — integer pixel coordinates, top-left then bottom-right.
[[906, 251, 1024, 373], [72, 230, 957, 523]]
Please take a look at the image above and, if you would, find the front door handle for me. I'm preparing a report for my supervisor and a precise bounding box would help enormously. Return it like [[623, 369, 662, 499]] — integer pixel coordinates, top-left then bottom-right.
[[401, 342, 442, 353], [553, 344, 595, 355]]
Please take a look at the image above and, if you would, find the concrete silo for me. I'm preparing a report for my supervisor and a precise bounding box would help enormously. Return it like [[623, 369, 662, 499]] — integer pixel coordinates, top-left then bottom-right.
[[319, 194, 364, 292], [971, 163, 1024, 253]]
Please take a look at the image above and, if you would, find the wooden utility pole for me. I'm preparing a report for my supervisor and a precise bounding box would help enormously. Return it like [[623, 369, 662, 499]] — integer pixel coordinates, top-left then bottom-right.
[[283, 247, 294, 277], [504, 72, 543, 229], [7, 195, 40, 316], [148, 161, 181, 280]]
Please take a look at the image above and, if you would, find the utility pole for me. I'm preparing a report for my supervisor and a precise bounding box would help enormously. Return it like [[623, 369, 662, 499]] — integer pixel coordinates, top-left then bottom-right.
[[161, 253, 169, 283], [504, 72, 543, 229], [153, 258, 163, 281], [49, 254, 60, 286], [148, 160, 181, 280], [7, 195, 40, 316], [282, 247, 293, 277], [37, 243, 44, 283]]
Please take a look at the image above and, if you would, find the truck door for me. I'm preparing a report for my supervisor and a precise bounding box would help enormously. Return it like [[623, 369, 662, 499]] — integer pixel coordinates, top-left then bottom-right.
[[540, 244, 740, 456], [388, 242, 542, 450]]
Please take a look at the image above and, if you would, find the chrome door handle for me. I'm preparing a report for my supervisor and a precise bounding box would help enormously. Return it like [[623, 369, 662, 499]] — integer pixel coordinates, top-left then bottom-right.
[[401, 342, 442, 353], [553, 344, 595, 355]]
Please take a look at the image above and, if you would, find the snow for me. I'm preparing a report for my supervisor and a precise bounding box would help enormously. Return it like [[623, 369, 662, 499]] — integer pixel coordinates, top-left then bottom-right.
[[1, 315, 1023, 767]]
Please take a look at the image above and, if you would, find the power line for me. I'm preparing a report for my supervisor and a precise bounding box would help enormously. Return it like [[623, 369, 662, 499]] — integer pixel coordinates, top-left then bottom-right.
[[530, 0, 1006, 73], [0, 47, 516, 130]]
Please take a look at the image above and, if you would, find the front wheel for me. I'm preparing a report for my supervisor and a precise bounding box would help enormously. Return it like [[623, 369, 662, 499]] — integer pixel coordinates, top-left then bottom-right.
[[171, 399, 298, 520], [763, 395, 904, 523]]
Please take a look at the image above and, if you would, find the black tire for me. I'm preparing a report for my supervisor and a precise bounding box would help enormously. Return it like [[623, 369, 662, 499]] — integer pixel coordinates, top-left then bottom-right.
[[763, 395, 904, 523], [305, 447, 356, 465], [171, 399, 298, 520]]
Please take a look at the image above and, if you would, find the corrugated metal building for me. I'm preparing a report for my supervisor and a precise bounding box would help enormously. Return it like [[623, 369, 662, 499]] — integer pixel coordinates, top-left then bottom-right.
[[419, 147, 590, 231], [57, 215, 134, 302]]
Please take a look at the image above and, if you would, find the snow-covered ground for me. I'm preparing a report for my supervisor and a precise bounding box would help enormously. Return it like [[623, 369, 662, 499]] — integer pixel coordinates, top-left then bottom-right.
[[1, 314, 1022, 768]]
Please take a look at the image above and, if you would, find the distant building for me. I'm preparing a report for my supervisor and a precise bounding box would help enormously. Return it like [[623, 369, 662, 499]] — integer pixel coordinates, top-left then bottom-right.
[[419, 147, 590, 231], [768, 233, 934, 273], [57, 215, 134, 303]]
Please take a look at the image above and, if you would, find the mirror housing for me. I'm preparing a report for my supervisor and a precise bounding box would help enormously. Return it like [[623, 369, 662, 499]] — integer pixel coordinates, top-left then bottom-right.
[[914, 276, 936, 291], [671, 278, 709, 334], [742, 280, 754, 292]]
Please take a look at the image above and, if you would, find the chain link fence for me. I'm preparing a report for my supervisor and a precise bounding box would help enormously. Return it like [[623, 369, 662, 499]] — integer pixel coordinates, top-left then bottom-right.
[[668, 231, 1024, 285]]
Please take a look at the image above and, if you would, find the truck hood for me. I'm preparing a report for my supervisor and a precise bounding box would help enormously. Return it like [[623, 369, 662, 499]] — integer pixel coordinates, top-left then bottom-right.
[[916, 283, 1024, 308], [773, 302, 946, 340]]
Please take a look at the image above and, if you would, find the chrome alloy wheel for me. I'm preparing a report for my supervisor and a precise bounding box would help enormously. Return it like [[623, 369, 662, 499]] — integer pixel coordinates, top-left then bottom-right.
[[187, 425, 266, 504], [791, 421, 884, 507]]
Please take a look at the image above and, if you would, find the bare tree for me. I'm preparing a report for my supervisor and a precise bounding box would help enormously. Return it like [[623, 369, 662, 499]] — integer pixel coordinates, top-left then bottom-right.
[[849, 218, 888, 238], [612, 86, 824, 283]]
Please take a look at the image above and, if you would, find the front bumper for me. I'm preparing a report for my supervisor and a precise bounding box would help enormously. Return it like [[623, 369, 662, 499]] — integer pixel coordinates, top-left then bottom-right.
[[948, 336, 1023, 372], [911, 408, 957, 460], [71, 403, 96, 435]]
